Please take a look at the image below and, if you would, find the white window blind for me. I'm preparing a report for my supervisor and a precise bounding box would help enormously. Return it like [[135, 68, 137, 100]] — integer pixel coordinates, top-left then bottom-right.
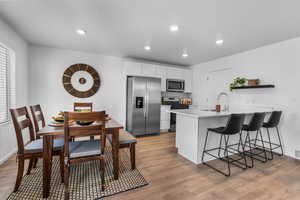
[[0, 45, 9, 124]]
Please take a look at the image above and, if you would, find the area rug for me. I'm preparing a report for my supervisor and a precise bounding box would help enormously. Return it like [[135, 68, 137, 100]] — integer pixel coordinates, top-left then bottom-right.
[[7, 147, 148, 200]]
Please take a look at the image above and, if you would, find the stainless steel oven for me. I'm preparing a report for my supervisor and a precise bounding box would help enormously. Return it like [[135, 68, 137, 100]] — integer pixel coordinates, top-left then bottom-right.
[[166, 79, 185, 92]]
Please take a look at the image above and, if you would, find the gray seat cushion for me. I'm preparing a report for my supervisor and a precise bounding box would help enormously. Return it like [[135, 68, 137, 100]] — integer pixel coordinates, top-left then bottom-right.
[[69, 140, 102, 158], [107, 130, 137, 145], [24, 139, 64, 154]]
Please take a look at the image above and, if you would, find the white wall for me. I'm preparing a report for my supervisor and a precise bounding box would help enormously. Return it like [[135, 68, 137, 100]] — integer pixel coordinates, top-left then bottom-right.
[[29, 45, 127, 126], [0, 18, 28, 164], [192, 37, 300, 158]]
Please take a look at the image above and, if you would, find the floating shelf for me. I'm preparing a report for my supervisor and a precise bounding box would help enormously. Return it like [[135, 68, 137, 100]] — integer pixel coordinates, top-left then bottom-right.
[[232, 84, 275, 89]]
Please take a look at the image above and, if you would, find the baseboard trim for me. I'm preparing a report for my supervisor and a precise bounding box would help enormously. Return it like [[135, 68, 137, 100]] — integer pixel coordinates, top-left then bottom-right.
[[0, 148, 17, 165]]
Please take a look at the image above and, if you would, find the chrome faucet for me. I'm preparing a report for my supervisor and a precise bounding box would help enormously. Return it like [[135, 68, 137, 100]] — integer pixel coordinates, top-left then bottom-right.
[[217, 92, 229, 111]]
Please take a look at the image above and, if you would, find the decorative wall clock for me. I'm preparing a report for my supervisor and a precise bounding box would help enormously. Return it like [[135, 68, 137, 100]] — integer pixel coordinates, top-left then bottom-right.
[[62, 63, 100, 98]]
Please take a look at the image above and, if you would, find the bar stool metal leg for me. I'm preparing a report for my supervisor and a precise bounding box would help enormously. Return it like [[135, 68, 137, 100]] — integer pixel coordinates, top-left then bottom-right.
[[266, 128, 274, 160], [246, 131, 254, 168], [258, 130, 268, 163], [276, 127, 284, 156]]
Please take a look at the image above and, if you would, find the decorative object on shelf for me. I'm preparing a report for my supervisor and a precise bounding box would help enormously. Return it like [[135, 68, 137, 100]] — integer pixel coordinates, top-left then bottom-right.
[[229, 77, 246, 91], [62, 63, 100, 98], [247, 79, 260, 86]]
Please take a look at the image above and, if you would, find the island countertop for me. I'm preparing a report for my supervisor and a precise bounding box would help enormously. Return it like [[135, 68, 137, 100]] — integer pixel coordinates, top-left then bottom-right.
[[168, 107, 274, 119]]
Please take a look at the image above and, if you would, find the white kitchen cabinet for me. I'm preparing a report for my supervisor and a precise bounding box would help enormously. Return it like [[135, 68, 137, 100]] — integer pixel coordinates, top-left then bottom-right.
[[184, 69, 193, 93], [124, 60, 192, 93], [160, 105, 171, 131], [141, 63, 158, 77], [166, 67, 184, 80], [124, 61, 142, 76], [156, 66, 167, 91]]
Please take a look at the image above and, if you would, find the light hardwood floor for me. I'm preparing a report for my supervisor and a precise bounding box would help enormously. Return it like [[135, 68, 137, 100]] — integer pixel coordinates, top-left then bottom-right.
[[1, 133, 300, 200]]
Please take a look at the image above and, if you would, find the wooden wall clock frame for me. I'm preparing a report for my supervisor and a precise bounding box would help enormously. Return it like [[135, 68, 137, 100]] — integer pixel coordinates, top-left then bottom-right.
[[62, 63, 100, 98]]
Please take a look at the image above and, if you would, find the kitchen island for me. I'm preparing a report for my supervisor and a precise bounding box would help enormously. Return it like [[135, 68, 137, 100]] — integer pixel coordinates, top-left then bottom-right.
[[168, 107, 274, 164]]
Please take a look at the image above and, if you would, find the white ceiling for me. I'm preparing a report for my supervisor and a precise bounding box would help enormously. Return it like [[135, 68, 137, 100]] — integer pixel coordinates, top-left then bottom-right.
[[1, 0, 300, 66]]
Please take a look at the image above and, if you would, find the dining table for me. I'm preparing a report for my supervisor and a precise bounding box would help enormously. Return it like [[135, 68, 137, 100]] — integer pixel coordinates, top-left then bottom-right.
[[37, 118, 123, 198]]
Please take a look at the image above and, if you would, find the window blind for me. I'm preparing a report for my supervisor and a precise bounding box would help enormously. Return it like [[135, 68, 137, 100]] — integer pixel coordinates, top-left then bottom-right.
[[0, 45, 9, 124]]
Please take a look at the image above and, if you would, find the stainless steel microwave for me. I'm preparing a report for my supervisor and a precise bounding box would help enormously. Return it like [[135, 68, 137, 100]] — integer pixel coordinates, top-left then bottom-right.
[[166, 79, 185, 92]]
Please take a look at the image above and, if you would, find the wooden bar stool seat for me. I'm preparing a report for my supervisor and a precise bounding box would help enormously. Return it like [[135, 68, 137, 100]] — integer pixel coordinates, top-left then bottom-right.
[[107, 130, 137, 169]]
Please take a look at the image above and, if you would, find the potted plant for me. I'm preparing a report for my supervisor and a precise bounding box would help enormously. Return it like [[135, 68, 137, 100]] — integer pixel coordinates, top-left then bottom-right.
[[229, 77, 246, 91]]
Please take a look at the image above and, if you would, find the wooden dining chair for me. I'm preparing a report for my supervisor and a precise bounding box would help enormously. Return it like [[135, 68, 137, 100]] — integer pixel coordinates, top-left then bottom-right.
[[63, 111, 106, 199], [10, 107, 64, 192], [73, 102, 94, 140], [30, 104, 65, 168]]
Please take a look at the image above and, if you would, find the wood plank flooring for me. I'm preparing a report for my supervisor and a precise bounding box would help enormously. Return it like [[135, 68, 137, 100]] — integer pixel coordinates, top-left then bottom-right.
[[1, 132, 300, 200]]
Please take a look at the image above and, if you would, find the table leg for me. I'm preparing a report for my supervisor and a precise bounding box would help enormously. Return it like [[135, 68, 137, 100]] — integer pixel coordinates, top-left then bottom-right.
[[43, 135, 53, 198], [112, 129, 120, 180]]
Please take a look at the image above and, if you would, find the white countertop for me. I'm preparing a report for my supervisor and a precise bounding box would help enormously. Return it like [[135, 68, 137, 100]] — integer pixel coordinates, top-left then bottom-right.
[[168, 108, 274, 118]]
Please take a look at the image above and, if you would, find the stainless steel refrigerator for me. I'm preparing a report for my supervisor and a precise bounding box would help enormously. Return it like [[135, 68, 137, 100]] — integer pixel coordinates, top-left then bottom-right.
[[126, 76, 161, 136]]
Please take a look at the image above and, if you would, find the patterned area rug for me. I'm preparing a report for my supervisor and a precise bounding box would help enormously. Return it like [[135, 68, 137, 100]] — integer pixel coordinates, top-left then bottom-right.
[[7, 147, 148, 200]]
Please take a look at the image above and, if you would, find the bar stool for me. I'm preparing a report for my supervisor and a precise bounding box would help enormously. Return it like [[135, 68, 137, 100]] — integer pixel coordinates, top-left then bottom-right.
[[242, 112, 267, 168], [262, 111, 283, 160], [202, 113, 246, 177]]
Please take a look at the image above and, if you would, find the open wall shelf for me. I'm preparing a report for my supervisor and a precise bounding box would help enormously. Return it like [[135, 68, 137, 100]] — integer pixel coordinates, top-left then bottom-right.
[[232, 84, 275, 90]]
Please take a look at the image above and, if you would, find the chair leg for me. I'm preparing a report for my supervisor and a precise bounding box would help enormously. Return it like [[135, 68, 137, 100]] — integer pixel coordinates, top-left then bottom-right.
[[276, 127, 284, 156], [26, 159, 34, 175], [239, 132, 248, 168], [64, 165, 69, 200], [33, 158, 38, 168], [14, 157, 25, 192], [266, 128, 274, 160], [246, 131, 254, 168], [59, 151, 64, 183], [258, 130, 268, 162], [130, 143, 136, 170], [100, 158, 105, 191], [201, 130, 209, 163], [218, 134, 223, 158], [224, 135, 231, 176], [103, 134, 106, 149]]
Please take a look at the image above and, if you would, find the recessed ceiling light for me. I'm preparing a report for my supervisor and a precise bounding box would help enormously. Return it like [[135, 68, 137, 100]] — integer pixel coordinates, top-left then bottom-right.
[[216, 39, 224, 45], [182, 49, 188, 58], [76, 29, 86, 36], [169, 25, 179, 32], [144, 45, 151, 51]]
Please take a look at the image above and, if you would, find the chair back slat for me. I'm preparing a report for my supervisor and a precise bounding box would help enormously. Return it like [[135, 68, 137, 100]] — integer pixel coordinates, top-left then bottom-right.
[[74, 102, 93, 112], [64, 111, 106, 158], [30, 105, 46, 139], [10, 107, 36, 154], [19, 119, 32, 129]]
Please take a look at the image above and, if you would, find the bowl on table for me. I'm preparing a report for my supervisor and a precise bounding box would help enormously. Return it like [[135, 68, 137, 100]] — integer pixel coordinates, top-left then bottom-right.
[[76, 121, 94, 126], [52, 116, 64, 123]]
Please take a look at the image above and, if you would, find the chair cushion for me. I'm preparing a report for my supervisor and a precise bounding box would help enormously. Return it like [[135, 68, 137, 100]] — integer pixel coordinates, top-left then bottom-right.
[[24, 139, 64, 154], [107, 130, 137, 145], [208, 127, 226, 134], [69, 140, 102, 158]]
